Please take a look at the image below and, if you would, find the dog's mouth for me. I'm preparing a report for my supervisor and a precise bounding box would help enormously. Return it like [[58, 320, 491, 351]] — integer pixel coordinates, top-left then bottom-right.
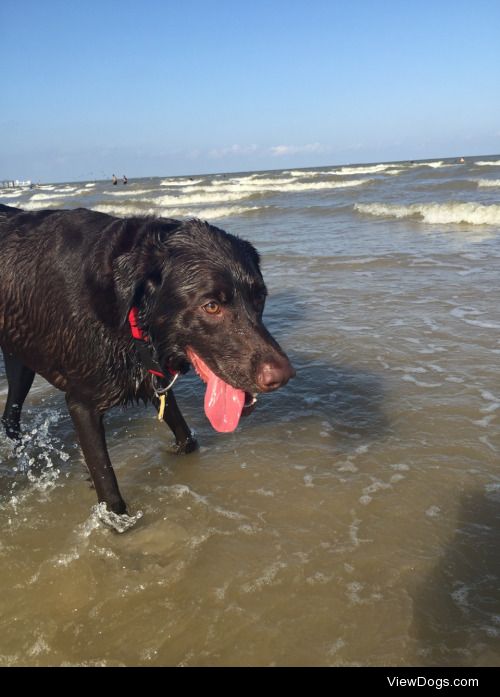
[[186, 347, 257, 433]]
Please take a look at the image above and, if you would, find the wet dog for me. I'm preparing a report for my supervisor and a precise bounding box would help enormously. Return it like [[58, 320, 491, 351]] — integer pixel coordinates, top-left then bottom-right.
[[0, 204, 294, 519]]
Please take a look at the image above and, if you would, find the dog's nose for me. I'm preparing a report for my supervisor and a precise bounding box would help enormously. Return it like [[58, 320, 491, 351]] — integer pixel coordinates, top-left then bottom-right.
[[256, 358, 295, 392]]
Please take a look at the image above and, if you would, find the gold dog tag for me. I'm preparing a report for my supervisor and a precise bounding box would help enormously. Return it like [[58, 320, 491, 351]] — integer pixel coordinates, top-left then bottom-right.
[[158, 394, 166, 421]]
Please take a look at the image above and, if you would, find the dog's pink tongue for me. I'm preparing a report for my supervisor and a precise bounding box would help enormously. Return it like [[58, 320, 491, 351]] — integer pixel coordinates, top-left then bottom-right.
[[204, 373, 246, 432], [187, 348, 245, 432]]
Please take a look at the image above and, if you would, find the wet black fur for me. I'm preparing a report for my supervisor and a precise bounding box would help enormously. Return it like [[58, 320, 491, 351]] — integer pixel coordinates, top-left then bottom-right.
[[0, 204, 293, 516]]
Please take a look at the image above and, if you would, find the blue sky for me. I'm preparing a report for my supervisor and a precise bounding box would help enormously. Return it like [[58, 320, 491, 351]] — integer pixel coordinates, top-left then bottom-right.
[[2, 0, 499, 182]]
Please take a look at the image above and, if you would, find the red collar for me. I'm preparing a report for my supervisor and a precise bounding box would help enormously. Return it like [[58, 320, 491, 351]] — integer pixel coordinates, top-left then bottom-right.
[[128, 307, 177, 381]]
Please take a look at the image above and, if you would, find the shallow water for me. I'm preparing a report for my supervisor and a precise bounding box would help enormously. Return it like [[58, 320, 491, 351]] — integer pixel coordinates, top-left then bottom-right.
[[1, 156, 500, 666]]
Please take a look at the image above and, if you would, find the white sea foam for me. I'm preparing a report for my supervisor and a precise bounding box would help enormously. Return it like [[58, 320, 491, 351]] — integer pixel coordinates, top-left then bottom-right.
[[241, 561, 287, 593], [355, 201, 500, 226], [200, 176, 296, 189], [269, 178, 371, 192], [284, 170, 322, 178], [235, 176, 299, 187], [12, 200, 45, 210], [475, 160, 500, 166], [480, 390, 500, 412], [419, 160, 449, 168], [477, 178, 500, 187], [231, 177, 371, 192], [160, 178, 204, 187], [28, 188, 87, 201], [152, 178, 373, 206], [153, 190, 255, 206], [402, 374, 442, 388], [91, 202, 265, 220], [450, 307, 500, 330], [331, 164, 394, 175], [163, 204, 266, 220], [104, 188, 158, 197], [27, 193, 64, 201], [0, 190, 23, 198], [21, 196, 91, 210]]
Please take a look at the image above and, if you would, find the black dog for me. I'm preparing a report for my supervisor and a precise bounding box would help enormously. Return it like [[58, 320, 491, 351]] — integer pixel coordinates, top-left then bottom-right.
[[0, 204, 294, 519]]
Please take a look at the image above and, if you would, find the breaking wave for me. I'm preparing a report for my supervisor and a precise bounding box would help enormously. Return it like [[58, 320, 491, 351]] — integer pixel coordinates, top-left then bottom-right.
[[91, 202, 266, 220], [418, 161, 452, 169], [104, 188, 159, 197], [28, 189, 89, 202], [330, 164, 395, 175], [354, 201, 500, 226], [477, 179, 500, 188], [283, 170, 323, 178], [0, 190, 23, 198], [475, 160, 500, 166], [153, 191, 256, 206], [152, 177, 373, 206], [258, 178, 372, 192], [160, 178, 204, 187]]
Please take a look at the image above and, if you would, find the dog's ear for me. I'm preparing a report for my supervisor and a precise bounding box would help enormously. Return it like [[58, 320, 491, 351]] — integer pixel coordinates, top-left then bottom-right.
[[113, 221, 179, 326], [112, 251, 163, 325], [85, 218, 174, 328], [241, 239, 261, 274]]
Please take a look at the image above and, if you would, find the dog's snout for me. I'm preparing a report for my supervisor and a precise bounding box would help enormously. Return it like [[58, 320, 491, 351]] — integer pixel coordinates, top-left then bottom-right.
[[256, 357, 295, 392]]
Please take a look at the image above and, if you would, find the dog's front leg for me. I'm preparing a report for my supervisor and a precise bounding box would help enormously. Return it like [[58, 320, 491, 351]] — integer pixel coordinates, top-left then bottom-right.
[[153, 390, 198, 454], [66, 394, 127, 514]]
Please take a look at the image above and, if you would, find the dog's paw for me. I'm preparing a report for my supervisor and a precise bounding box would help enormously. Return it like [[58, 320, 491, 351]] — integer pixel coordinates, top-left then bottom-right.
[[92, 502, 143, 533], [174, 433, 198, 455]]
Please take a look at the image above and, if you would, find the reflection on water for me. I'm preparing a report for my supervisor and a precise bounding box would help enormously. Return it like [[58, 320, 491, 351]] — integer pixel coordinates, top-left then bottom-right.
[[1, 158, 500, 665]]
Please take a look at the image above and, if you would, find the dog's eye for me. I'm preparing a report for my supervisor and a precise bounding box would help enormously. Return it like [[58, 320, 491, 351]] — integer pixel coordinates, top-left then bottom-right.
[[203, 301, 221, 315]]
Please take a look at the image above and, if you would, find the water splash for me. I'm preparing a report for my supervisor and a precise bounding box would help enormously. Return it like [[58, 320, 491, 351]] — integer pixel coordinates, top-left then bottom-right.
[[0, 410, 69, 515], [91, 502, 143, 533]]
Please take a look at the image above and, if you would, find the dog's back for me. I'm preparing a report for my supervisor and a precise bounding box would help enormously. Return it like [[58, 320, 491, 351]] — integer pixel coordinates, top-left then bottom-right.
[[0, 206, 136, 398]]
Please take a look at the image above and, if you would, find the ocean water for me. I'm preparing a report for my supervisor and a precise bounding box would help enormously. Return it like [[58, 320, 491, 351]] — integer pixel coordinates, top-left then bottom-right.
[[0, 155, 499, 666]]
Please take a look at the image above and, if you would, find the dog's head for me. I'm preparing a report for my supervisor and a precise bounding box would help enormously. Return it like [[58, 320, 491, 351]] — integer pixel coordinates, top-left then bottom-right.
[[98, 217, 295, 431]]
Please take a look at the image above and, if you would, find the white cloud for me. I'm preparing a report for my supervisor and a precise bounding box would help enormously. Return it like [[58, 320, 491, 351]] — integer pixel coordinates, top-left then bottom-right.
[[269, 143, 324, 157], [208, 144, 259, 158], [206, 142, 328, 160]]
